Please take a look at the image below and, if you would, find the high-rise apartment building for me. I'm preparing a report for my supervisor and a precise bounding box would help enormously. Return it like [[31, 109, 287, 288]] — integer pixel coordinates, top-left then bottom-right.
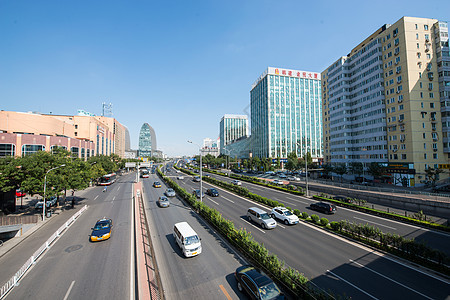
[[219, 115, 248, 154], [138, 123, 157, 157], [322, 16, 450, 187], [250, 67, 322, 159]]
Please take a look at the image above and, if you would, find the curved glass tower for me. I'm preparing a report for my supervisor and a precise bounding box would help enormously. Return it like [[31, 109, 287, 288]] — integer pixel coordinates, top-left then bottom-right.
[[139, 123, 157, 157]]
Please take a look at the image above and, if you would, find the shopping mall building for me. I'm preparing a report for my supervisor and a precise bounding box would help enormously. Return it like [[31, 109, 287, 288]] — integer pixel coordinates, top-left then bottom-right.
[[0, 111, 127, 159]]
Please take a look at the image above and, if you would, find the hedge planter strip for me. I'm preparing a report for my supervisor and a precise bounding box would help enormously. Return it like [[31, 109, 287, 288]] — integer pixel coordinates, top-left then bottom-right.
[[175, 166, 450, 276]]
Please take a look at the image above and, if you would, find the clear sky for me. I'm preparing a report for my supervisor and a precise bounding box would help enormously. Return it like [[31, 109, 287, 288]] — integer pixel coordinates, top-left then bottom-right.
[[1, 1, 449, 157]]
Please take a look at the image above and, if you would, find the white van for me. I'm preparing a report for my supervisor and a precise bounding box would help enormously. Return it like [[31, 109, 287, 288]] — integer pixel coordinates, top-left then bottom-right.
[[173, 222, 202, 257]]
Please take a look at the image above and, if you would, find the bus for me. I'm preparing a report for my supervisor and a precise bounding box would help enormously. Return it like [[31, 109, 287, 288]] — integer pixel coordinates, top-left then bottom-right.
[[99, 173, 117, 186]]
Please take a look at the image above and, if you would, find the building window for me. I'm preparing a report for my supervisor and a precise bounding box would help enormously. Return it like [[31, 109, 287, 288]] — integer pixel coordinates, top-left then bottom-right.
[[71, 147, 79, 158], [51, 145, 67, 154], [417, 43, 420, 49], [430, 103, 435, 108], [399, 104, 404, 110], [0, 144, 15, 157], [420, 92, 423, 98], [433, 153, 438, 159], [423, 133, 426, 139], [426, 53, 431, 59], [424, 24, 429, 30], [416, 33, 419, 39], [424, 143, 427, 149], [402, 154, 407, 160], [430, 92, 434, 98], [22, 144, 45, 156], [415, 24, 418, 30], [424, 153, 427, 159]]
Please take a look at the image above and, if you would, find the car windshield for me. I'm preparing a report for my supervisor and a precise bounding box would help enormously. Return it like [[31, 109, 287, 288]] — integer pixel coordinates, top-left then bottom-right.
[[260, 213, 270, 220], [94, 222, 110, 230], [184, 235, 199, 245], [259, 282, 282, 300], [284, 211, 293, 216]]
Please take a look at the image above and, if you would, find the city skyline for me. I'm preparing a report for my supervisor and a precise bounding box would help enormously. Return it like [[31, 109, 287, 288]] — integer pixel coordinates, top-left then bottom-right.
[[1, 1, 449, 156]]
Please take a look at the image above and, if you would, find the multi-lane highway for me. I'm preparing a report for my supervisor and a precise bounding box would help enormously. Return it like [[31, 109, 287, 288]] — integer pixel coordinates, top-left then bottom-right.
[[2, 171, 250, 300], [204, 170, 450, 257], [173, 167, 450, 299], [4, 173, 134, 300], [140, 172, 246, 299]]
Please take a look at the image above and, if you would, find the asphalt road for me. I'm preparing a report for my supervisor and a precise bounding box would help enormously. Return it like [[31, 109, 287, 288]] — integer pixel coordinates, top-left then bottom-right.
[[5, 174, 134, 300], [203, 171, 450, 257], [141, 172, 248, 300], [174, 170, 450, 299]]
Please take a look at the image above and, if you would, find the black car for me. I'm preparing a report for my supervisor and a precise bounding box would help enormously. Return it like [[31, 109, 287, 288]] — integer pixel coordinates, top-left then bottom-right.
[[310, 202, 336, 214], [205, 188, 219, 197], [235, 265, 284, 300]]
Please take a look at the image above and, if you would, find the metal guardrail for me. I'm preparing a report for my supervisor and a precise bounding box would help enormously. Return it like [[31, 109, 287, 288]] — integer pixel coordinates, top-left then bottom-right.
[[0, 205, 88, 300]]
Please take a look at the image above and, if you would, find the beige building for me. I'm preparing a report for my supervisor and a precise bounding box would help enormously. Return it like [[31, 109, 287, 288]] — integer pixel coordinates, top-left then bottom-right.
[[322, 16, 450, 187], [0, 111, 127, 159]]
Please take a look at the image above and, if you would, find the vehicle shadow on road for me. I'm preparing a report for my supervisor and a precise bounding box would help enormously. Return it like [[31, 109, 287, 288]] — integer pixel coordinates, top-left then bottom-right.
[[164, 234, 185, 258], [188, 210, 248, 265]]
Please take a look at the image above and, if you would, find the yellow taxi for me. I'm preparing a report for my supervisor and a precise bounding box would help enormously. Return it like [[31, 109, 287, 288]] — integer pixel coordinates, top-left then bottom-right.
[[90, 218, 113, 242], [153, 181, 162, 188]]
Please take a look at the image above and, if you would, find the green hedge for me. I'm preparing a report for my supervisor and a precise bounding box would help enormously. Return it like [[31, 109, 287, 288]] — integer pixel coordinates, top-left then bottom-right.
[[313, 195, 450, 233], [159, 167, 328, 298]]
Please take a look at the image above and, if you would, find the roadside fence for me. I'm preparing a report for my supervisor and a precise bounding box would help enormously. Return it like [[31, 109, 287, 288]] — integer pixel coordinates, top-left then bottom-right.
[[0, 205, 88, 299]]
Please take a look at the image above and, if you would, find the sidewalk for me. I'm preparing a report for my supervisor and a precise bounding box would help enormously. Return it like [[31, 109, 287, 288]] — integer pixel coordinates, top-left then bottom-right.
[[0, 189, 87, 259]]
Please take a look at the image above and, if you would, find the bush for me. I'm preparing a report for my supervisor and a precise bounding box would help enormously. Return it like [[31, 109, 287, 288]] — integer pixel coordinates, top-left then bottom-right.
[[293, 209, 301, 216], [320, 218, 329, 227], [330, 221, 341, 231], [310, 214, 320, 223], [301, 212, 309, 219]]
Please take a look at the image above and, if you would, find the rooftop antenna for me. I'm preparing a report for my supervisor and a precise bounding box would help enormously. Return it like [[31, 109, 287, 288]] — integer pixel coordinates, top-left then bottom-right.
[[102, 102, 113, 117]]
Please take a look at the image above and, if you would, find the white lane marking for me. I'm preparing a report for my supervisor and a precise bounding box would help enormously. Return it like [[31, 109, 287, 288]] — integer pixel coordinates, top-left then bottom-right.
[[277, 223, 285, 229], [208, 198, 219, 205], [112, 196, 116, 202], [220, 196, 234, 203], [130, 185, 135, 300], [353, 217, 396, 230], [285, 196, 309, 205], [242, 219, 266, 233], [94, 195, 98, 201], [301, 216, 450, 284], [349, 260, 434, 299], [117, 186, 120, 191], [63, 281, 75, 300], [327, 270, 379, 300]]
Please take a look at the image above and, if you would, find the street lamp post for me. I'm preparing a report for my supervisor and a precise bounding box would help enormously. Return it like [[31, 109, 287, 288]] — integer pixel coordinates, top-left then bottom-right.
[[188, 140, 203, 202], [296, 142, 309, 197], [43, 164, 65, 221], [223, 148, 231, 171]]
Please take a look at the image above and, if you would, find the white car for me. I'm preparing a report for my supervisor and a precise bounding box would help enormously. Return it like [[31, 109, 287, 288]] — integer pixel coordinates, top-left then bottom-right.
[[231, 180, 242, 186], [287, 176, 300, 181], [177, 175, 184, 180], [273, 179, 284, 185], [270, 207, 299, 225]]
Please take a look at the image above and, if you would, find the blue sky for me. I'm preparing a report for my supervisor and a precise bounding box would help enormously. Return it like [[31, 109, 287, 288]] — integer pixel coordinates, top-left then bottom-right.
[[1, 1, 449, 156]]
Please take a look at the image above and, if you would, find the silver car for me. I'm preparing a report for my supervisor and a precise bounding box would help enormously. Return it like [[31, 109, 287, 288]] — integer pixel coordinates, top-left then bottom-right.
[[247, 207, 277, 229], [158, 196, 170, 208], [165, 188, 176, 197]]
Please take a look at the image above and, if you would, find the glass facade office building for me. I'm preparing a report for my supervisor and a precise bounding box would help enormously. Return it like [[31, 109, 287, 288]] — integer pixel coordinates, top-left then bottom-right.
[[250, 67, 322, 159], [219, 115, 248, 155], [138, 123, 157, 157]]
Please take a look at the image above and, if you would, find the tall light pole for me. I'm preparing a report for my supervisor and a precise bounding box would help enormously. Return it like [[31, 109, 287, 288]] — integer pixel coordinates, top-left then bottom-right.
[[43, 164, 65, 221], [223, 147, 231, 171], [188, 140, 202, 202], [296, 142, 309, 197]]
